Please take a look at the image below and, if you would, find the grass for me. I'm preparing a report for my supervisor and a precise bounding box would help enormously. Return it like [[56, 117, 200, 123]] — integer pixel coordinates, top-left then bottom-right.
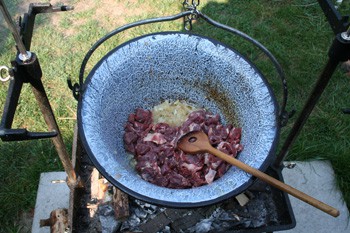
[[0, 0, 349, 230]]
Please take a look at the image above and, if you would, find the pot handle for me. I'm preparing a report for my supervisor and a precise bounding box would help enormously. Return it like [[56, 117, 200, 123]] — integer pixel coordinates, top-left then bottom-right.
[[198, 12, 289, 127], [76, 10, 290, 127], [77, 11, 193, 97]]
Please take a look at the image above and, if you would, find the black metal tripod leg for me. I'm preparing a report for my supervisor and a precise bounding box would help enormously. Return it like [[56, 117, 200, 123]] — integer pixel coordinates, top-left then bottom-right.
[[30, 77, 83, 189], [0, 77, 23, 129], [274, 59, 338, 167], [275, 32, 350, 167]]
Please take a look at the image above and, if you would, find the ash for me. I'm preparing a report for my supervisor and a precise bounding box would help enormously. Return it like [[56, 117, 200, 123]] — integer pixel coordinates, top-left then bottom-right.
[[119, 200, 166, 232], [75, 178, 279, 232], [184, 191, 279, 233]]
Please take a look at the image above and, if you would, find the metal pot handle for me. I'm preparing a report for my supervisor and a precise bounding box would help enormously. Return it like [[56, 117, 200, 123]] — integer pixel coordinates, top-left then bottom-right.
[[77, 11, 192, 90], [198, 12, 289, 127], [76, 10, 289, 127]]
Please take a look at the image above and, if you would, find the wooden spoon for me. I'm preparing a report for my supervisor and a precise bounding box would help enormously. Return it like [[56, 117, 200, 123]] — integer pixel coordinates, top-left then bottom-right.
[[177, 130, 340, 217]]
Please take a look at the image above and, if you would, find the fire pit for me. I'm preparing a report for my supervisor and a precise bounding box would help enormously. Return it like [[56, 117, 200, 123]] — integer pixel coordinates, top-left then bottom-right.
[[72, 143, 295, 233]]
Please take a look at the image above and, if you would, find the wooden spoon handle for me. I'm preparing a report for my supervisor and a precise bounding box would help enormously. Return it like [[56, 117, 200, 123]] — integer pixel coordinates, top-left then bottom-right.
[[206, 146, 340, 218]]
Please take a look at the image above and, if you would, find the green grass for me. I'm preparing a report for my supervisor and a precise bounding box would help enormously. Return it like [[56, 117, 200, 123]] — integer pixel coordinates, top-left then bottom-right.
[[1, 0, 350, 230]]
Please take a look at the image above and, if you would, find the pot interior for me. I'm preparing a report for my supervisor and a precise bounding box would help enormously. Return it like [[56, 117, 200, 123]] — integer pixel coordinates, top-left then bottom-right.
[[78, 32, 279, 207]]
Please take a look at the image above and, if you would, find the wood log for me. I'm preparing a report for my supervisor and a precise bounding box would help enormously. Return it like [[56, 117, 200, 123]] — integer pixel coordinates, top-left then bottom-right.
[[98, 178, 109, 201], [40, 208, 68, 233], [90, 168, 100, 200], [112, 187, 129, 220], [235, 193, 250, 207]]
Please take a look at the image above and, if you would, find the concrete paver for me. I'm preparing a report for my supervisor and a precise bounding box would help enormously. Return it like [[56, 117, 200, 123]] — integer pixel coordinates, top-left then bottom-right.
[[32, 162, 349, 232], [32, 172, 70, 233], [280, 161, 349, 233]]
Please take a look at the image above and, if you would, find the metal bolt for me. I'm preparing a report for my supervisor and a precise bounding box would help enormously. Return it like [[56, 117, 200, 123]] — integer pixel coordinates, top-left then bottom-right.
[[18, 51, 32, 62]]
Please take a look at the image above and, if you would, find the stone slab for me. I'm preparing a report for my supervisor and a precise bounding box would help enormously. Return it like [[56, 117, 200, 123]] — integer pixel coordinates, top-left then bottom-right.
[[280, 161, 349, 233], [31, 172, 70, 233], [31, 162, 350, 233]]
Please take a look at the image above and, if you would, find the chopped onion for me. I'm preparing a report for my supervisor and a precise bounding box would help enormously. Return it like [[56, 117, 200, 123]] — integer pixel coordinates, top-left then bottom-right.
[[152, 100, 199, 127]]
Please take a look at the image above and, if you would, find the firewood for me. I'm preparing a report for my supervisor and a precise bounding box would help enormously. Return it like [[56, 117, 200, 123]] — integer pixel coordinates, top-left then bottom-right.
[[40, 208, 68, 232], [112, 187, 130, 220], [235, 193, 250, 207]]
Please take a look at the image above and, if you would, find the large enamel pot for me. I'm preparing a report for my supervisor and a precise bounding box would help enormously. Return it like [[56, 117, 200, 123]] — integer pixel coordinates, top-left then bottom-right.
[[78, 32, 279, 207]]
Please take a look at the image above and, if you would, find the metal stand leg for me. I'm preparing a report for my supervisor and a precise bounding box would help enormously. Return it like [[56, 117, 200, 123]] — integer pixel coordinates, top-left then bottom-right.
[[30, 78, 83, 189], [0, 1, 81, 189], [275, 31, 350, 167], [274, 59, 338, 167]]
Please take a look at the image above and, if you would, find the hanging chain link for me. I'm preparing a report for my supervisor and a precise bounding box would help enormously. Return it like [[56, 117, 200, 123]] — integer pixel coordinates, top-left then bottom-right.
[[183, 0, 200, 31], [183, 0, 200, 8]]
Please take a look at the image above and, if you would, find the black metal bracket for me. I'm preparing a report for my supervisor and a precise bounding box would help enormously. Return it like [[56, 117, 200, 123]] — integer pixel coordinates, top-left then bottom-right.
[[0, 3, 73, 141], [20, 3, 74, 51], [0, 52, 58, 141]]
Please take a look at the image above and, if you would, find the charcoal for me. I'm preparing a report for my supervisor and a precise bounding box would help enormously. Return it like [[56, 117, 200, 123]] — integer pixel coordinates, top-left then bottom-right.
[[98, 205, 120, 233], [171, 210, 204, 232], [135, 208, 148, 219], [188, 219, 213, 233], [139, 212, 171, 233], [129, 214, 141, 226], [159, 226, 172, 233], [120, 214, 141, 232]]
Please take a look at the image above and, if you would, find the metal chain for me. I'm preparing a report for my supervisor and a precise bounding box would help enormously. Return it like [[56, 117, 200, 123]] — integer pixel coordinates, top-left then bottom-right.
[[183, 0, 200, 8], [183, 0, 200, 31]]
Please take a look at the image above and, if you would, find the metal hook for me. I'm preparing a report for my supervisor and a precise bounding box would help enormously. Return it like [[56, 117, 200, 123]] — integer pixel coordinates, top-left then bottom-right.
[[183, 0, 200, 31]]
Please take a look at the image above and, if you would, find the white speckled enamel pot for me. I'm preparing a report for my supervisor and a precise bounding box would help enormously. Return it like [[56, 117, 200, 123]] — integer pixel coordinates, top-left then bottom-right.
[[78, 32, 279, 207]]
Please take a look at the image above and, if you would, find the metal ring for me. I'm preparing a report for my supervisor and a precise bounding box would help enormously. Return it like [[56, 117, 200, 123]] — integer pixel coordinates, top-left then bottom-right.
[[0, 66, 11, 82]]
